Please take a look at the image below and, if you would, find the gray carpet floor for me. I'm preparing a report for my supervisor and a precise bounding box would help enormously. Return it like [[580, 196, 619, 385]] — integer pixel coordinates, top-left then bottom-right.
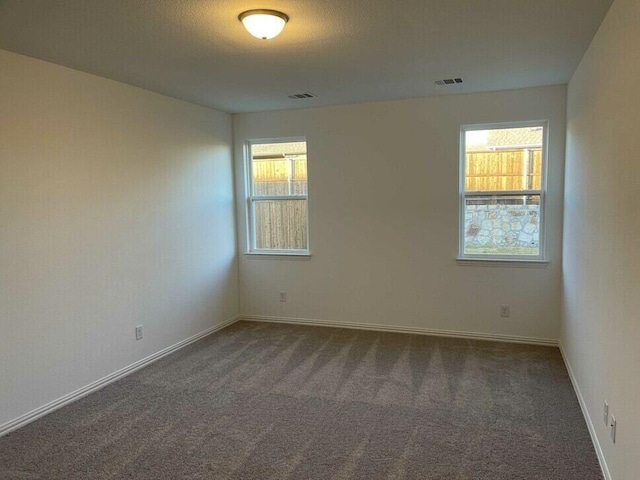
[[0, 321, 602, 479]]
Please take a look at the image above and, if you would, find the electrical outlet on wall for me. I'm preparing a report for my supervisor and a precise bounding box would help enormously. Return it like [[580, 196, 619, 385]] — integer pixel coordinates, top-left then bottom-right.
[[610, 415, 616, 443], [500, 305, 510, 317], [135, 325, 143, 341], [279, 292, 287, 302]]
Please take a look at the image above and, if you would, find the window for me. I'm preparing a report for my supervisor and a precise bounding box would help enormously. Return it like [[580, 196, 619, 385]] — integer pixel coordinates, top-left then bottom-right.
[[459, 122, 547, 260], [246, 138, 309, 254]]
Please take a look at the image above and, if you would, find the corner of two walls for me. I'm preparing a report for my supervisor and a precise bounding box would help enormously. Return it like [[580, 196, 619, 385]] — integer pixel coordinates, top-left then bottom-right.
[[5, 2, 637, 474], [1, 46, 573, 439], [562, 0, 640, 478], [233, 85, 567, 344]]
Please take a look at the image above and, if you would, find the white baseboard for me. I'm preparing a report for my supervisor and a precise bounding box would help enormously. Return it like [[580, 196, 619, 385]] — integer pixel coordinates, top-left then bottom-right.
[[240, 314, 558, 347], [559, 343, 611, 480], [0, 315, 240, 438]]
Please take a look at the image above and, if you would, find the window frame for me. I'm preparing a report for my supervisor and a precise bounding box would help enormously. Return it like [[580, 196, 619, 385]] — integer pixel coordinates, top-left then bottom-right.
[[458, 120, 549, 263], [244, 137, 311, 256]]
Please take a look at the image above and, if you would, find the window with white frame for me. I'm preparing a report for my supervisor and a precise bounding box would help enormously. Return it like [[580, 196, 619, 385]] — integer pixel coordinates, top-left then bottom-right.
[[460, 122, 547, 260], [246, 139, 309, 254]]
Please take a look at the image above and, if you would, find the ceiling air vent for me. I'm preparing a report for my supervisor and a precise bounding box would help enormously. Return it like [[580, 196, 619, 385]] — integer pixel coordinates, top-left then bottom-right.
[[435, 78, 463, 86], [288, 92, 315, 99]]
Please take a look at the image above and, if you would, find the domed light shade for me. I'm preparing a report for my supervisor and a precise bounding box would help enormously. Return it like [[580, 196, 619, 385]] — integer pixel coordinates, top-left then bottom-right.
[[239, 9, 289, 40]]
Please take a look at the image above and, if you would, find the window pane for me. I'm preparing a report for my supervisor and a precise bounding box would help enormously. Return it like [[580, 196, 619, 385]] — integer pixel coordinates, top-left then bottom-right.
[[464, 195, 540, 256], [254, 199, 308, 250], [251, 142, 307, 196], [465, 126, 543, 192]]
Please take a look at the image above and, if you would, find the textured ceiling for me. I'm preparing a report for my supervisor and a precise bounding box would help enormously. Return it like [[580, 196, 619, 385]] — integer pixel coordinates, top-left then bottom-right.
[[0, 0, 612, 113]]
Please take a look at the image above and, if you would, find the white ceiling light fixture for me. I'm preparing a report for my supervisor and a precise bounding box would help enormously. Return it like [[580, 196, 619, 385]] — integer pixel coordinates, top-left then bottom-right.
[[239, 9, 289, 40]]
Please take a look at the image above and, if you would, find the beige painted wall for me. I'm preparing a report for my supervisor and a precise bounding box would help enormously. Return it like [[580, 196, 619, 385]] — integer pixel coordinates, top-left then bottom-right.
[[563, 0, 640, 477], [234, 85, 566, 342], [0, 50, 238, 427]]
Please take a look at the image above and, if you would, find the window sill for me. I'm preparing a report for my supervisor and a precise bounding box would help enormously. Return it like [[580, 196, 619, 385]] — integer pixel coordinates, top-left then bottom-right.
[[456, 257, 549, 268], [245, 251, 312, 260]]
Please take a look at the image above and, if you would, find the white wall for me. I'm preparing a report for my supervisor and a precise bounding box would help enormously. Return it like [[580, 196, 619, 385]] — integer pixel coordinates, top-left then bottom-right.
[[234, 85, 566, 342], [562, 0, 640, 478], [0, 50, 238, 428]]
